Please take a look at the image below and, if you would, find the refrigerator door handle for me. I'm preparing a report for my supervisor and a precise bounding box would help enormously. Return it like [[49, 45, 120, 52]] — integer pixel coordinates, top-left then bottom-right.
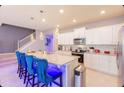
[[116, 42, 120, 70]]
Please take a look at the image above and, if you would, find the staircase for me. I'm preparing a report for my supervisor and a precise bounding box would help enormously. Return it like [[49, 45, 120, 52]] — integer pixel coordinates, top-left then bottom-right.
[[18, 32, 36, 52], [0, 53, 17, 67]]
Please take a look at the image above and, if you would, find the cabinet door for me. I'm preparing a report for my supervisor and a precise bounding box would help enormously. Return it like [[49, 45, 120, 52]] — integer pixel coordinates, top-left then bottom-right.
[[84, 54, 99, 70], [61, 33, 66, 45], [58, 32, 74, 45], [84, 54, 90, 68], [85, 26, 113, 45], [58, 34, 63, 44], [112, 24, 124, 45], [94, 26, 113, 45], [85, 29, 95, 45], [99, 55, 109, 73], [67, 32, 74, 45], [84, 54, 94, 68], [73, 27, 85, 38], [108, 56, 118, 75], [93, 54, 101, 70], [63, 33, 68, 45]]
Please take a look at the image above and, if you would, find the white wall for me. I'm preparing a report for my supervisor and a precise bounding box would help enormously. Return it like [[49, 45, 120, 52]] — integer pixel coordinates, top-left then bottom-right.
[[43, 28, 59, 53], [20, 30, 44, 52]]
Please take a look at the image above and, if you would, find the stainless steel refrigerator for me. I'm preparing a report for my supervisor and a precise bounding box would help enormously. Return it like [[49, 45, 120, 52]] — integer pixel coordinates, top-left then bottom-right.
[[118, 26, 124, 86]]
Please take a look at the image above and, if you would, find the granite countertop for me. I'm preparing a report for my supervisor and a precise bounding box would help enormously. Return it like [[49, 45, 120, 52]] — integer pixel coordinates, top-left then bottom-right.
[[27, 52, 79, 65]]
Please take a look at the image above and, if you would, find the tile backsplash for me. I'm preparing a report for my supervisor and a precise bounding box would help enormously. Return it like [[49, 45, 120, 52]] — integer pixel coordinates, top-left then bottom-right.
[[86, 45, 118, 54], [58, 44, 118, 54]]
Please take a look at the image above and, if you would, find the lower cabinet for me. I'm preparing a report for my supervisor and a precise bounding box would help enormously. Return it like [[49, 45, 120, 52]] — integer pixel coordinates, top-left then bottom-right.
[[84, 53, 118, 76]]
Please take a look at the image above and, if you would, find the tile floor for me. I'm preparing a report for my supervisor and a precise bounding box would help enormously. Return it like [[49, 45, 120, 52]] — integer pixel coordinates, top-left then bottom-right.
[[0, 62, 119, 87], [85, 69, 119, 87]]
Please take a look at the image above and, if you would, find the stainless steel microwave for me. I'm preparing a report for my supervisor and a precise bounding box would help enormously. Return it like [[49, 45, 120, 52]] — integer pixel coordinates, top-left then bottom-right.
[[73, 38, 86, 45]]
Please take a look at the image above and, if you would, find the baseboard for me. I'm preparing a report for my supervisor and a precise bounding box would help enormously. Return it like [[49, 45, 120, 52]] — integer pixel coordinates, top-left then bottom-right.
[[0, 52, 15, 56]]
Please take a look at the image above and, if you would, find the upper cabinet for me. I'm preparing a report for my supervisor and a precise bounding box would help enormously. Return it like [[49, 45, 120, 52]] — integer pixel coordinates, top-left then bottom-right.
[[85, 25, 123, 45], [58, 23, 124, 45], [85, 28, 95, 44], [58, 32, 74, 45], [73, 27, 85, 38], [112, 23, 124, 45], [94, 26, 113, 45], [58, 27, 85, 45]]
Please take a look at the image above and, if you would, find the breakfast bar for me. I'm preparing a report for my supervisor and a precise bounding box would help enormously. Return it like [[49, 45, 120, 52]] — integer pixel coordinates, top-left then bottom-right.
[[27, 52, 79, 87]]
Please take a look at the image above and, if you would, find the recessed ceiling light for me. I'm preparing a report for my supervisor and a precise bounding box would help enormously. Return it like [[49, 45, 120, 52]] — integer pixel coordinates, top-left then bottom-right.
[[57, 25, 60, 28], [40, 10, 44, 13], [30, 17, 34, 20], [42, 18, 46, 22], [100, 10, 106, 15], [72, 19, 77, 23], [59, 9, 64, 14]]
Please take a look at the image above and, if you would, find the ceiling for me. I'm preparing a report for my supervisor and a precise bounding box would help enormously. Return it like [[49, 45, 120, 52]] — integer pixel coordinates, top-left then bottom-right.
[[0, 5, 124, 31]]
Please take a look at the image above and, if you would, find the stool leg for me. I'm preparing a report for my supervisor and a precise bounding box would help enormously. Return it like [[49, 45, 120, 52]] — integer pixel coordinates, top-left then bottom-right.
[[17, 65, 19, 73], [60, 75, 63, 87], [37, 82, 39, 87], [46, 84, 48, 87], [50, 82, 52, 87], [32, 75, 35, 87], [26, 74, 29, 87], [19, 68, 22, 79], [24, 70, 27, 84]]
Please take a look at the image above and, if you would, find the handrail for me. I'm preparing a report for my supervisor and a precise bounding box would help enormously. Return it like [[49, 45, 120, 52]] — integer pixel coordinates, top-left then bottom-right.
[[17, 32, 36, 50], [19, 33, 34, 42]]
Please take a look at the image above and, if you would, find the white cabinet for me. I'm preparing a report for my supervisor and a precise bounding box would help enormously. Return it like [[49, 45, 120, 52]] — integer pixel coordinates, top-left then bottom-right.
[[58, 32, 74, 45], [85, 24, 124, 45], [84, 53, 100, 70], [85, 26, 113, 45], [58, 23, 124, 45], [85, 29, 95, 44], [84, 53, 118, 75], [58, 33, 65, 45], [112, 23, 124, 45], [73, 27, 85, 38], [67, 32, 74, 45], [84, 53, 93, 68], [108, 56, 118, 75], [99, 55, 109, 73], [94, 26, 113, 45]]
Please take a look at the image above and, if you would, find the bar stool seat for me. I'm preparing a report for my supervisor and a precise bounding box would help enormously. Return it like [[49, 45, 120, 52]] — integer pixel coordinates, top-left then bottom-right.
[[35, 58, 63, 87], [47, 67, 62, 79]]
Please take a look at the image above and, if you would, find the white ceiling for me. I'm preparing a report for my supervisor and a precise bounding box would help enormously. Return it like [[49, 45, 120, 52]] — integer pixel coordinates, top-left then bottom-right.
[[0, 5, 124, 31]]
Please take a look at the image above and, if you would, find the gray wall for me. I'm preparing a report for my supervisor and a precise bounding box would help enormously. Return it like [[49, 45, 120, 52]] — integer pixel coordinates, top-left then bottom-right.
[[0, 24, 35, 53]]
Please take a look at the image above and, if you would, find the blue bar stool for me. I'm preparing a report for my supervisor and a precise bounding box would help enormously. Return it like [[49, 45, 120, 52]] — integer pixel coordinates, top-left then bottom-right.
[[19, 52, 27, 84], [25, 55, 37, 87], [35, 58, 62, 87], [16, 51, 22, 78]]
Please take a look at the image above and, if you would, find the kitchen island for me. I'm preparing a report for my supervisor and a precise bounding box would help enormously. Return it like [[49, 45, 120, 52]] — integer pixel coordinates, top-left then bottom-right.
[[27, 51, 79, 87]]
